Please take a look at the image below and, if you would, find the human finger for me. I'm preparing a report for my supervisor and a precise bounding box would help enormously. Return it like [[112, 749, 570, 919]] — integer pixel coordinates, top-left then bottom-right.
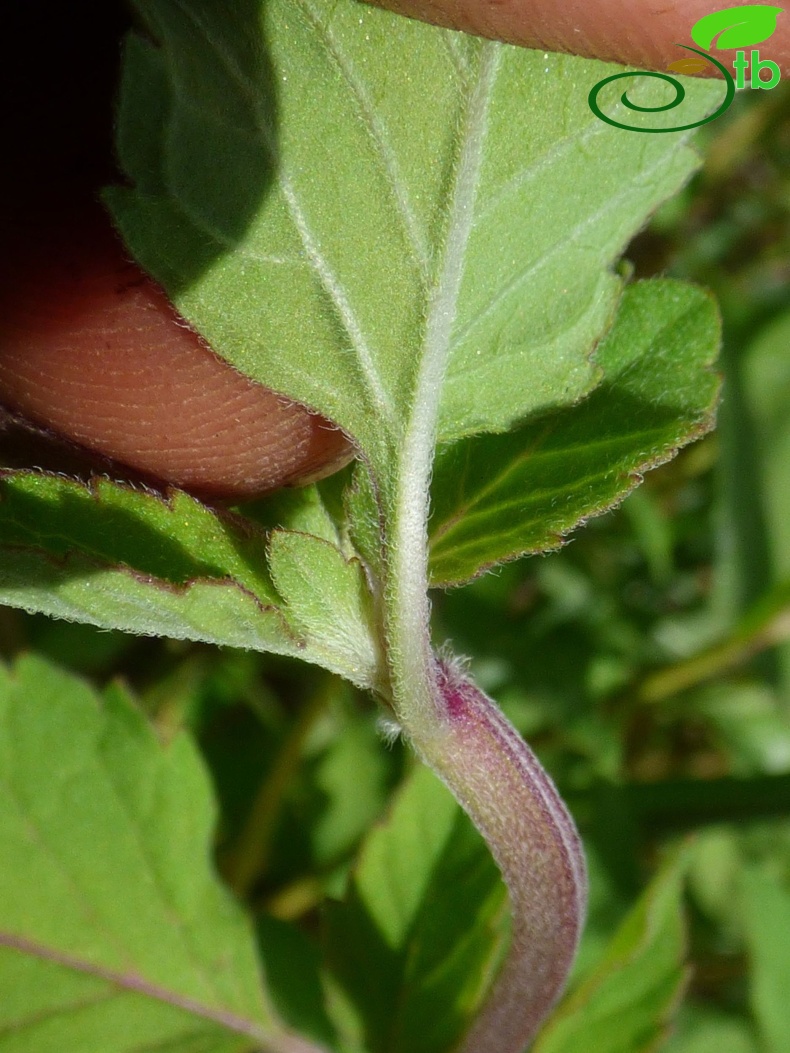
[[0, 209, 352, 501], [370, 0, 790, 75]]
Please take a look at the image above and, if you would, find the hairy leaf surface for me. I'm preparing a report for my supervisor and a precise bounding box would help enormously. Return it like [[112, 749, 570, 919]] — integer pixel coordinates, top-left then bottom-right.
[[0, 656, 311, 1053], [0, 4, 728, 1048], [109, 0, 722, 485], [0, 474, 378, 689], [428, 280, 720, 586]]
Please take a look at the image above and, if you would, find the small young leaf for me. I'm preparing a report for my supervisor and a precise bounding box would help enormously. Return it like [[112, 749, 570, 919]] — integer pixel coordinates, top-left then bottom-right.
[[428, 280, 720, 586], [268, 529, 382, 692], [0, 472, 379, 688], [0, 655, 314, 1053], [691, 6, 783, 50], [532, 853, 689, 1053]]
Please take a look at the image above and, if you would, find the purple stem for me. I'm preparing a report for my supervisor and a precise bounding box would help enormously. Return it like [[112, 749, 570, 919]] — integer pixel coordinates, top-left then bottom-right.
[[414, 655, 587, 1053]]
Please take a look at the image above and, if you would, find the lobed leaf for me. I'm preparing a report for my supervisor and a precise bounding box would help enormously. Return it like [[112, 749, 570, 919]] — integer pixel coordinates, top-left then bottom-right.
[[0, 655, 317, 1053]]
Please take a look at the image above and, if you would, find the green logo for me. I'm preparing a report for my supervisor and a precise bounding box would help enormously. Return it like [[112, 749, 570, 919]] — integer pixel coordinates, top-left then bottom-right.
[[588, 4, 782, 132]]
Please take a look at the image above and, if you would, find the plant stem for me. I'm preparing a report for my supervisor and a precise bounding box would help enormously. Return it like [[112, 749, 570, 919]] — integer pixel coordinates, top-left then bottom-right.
[[419, 659, 587, 1053], [381, 42, 588, 1052], [635, 581, 790, 705], [385, 45, 500, 720]]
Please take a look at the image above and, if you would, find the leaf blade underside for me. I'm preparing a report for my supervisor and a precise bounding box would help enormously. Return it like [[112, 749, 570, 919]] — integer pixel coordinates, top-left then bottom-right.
[[108, 0, 723, 490], [428, 279, 721, 587]]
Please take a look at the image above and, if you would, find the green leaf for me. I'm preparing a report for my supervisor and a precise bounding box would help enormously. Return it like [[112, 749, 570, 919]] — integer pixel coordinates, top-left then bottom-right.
[[428, 280, 720, 586], [0, 473, 277, 593], [1, 6, 729, 1049], [741, 867, 790, 1053], [0, 655, 304, 1053], [532, 853, 689, 1053], [0, 472, 379, 689], [268, 529, 382, 693], [2, 0, 723, 688], [0, 472, 286, 643], [109, 0, 722, 485], [691, 6, 783, 50], [323, 764, 509, 1053], [102, 13, 723, 1050]]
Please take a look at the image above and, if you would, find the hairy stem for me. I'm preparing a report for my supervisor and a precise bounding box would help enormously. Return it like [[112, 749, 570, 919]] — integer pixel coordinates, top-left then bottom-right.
[[385, 45, 500, 716], [382, 39, 587, 1052], [417, 658, 587, 1053]]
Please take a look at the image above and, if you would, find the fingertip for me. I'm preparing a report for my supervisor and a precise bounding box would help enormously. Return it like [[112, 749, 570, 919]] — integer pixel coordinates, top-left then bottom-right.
[[368, 0, 790, 76], [0, 208, 353, 501]]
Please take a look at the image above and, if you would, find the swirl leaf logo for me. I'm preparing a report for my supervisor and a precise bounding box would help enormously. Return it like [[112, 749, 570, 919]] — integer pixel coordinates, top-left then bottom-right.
[[691, 4, 782, 49], [588, 3, 783, 132]]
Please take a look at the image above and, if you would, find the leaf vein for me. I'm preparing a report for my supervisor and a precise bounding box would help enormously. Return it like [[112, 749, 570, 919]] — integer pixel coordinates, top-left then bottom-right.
[[278, 176, 398, 428], [169, 0, 397, 431], [451, 149, 669, 349], [439, 32, 474, 89], [474, 116, 609, 228], [294, 0, 431, 275], [431, 423, 685, 548], [0, 931, 272, 1046]]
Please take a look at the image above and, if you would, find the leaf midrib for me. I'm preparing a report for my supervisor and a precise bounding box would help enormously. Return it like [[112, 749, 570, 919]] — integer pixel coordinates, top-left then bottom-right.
[[387, 44, 502, 706], [0, 930, 271, 1046]]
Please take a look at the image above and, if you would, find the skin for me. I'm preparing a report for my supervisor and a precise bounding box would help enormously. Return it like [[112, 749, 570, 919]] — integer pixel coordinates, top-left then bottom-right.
[[2, 0, 786, 500], [0, 211, 352, 500], [371, 0, 790, 74]]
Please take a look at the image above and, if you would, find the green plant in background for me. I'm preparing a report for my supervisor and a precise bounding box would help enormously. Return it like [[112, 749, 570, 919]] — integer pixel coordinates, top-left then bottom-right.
[[3, 1, 790, 1051]]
